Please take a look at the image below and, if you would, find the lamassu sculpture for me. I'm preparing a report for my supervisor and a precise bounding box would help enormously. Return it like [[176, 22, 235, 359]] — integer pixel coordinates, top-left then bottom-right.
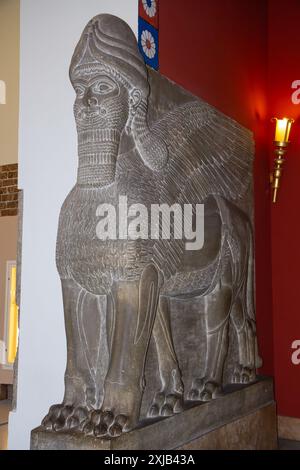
[[41, 14, 261, 439]]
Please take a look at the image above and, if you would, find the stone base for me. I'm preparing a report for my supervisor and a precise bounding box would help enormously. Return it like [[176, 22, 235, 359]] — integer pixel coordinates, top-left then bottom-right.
[[180, 402, 277, 450], [31, 377, 277, 450]]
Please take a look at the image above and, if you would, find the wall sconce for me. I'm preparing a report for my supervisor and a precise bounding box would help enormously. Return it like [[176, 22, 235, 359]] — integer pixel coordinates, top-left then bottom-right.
[[270, 117, 294, 203]]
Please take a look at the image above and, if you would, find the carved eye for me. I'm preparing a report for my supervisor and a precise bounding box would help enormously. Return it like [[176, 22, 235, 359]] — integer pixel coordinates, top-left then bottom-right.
[[93, 80, 115, 95], [74, 84, 85, 98]]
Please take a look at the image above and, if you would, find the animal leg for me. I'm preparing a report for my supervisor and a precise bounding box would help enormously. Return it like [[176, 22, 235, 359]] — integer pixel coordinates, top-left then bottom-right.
[[231, 296, 257, 384], [188, 264, 232, 402], [83, 264, 160, 438], [42, 278, 101, 431], [148, 296, 184, 418]]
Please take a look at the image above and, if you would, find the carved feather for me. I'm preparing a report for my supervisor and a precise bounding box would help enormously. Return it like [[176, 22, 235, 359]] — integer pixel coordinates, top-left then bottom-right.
[[152, 100, 254, 206]]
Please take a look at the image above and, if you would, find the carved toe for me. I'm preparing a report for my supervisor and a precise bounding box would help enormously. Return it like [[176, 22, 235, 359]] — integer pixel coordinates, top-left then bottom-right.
[[188, 378, 222, 402], [161, 404, 173, 417], [68, 417, 79, 429], [83, 422, 94, 436], [42, 403, 90, 432], [94, 423, 108, 437], [199, 390, 212, 402], [102, 410, 114, 427], [109, 423, 123, 437], [148, 404, 160, 417], [82, 409, 129, 438], [187, 389, 200, 401], [148, 391, 184, 418], [232, 365, 256, 384]]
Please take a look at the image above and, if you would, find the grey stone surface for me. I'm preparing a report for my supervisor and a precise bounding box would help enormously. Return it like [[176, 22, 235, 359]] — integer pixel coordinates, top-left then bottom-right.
[[34, 14, 262, 446], [181, 402, 277, 450], [31, 378, 274, 450]]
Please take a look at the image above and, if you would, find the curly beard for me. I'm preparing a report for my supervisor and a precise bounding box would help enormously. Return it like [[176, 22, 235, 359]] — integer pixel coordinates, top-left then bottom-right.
[[77, 128, 121, 187]]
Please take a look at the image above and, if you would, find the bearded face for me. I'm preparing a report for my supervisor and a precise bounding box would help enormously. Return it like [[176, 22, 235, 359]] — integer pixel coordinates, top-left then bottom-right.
[[71, 65, 131, 187], [72, 67, 129, 133], [68, 13, 152, 186]]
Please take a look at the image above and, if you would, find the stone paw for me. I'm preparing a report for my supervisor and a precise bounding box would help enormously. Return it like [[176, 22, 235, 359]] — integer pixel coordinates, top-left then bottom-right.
[[231, 364, 256, 384], [148, 391, 184, 418], [41, 404, 89, 432], [83, 409, 129, 438], [187, 378, 222, 402]]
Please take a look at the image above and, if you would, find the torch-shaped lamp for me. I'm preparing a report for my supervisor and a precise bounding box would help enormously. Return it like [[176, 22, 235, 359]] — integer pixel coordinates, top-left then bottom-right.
[[271, 117, 294, 203]]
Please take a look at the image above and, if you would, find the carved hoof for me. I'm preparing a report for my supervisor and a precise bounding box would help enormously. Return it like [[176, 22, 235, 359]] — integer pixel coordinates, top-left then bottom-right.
[[188, 378, 222, 402], [83, 410, 129, 438], [231, 365, 256, 384], [41, 404, 89, 432], [147, 391, 184, 418]]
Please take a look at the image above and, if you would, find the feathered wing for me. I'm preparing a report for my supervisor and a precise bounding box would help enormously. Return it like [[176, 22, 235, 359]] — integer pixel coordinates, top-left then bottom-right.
[[152, 100, 254, 207], [148, 99, 254, 281]]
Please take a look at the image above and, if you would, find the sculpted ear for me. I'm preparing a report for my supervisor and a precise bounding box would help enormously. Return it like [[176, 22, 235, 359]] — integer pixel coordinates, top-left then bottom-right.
[[125, 89, 142, 135], [130, 89, 142, 112], [128, 88, 169, 172]]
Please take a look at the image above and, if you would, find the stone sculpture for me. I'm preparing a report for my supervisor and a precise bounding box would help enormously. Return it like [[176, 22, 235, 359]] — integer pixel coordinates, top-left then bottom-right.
[[40, 14, 261, 439]]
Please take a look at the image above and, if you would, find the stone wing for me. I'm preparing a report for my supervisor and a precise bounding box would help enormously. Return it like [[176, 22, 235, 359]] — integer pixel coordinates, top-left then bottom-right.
[[153, 101, 254, 205]]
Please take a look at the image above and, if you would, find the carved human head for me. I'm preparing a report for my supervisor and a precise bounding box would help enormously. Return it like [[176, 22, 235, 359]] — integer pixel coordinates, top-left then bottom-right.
[[70, 14, 167, 185], [70, 14, 149, 137]]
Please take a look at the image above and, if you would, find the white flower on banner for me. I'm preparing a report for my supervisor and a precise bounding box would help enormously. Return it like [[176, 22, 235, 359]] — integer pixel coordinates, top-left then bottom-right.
[[142, 0, 157, 18], [141, 30, 156, 59]]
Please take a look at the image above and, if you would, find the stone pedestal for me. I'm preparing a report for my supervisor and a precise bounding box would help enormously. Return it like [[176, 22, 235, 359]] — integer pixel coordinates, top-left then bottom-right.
[[31, 377, 277, 450]]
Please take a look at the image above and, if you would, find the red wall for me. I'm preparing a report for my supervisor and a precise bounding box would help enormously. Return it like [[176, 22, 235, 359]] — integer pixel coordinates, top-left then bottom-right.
[[269, 0, 300, 418], [159, 0, 300, 418], [159, 0, 274, 376]]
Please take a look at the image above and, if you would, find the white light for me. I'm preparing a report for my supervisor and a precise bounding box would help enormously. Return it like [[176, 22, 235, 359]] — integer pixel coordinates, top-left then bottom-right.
[[0, 80, 6, 104], [0, 340, 6, 365]]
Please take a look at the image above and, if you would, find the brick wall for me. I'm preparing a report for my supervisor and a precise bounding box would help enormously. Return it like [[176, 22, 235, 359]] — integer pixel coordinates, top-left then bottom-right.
[[0, 164, 18, 217]]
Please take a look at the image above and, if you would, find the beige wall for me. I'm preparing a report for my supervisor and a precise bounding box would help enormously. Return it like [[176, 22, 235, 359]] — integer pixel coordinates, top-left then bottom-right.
[[0, 0, 20, 165]]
